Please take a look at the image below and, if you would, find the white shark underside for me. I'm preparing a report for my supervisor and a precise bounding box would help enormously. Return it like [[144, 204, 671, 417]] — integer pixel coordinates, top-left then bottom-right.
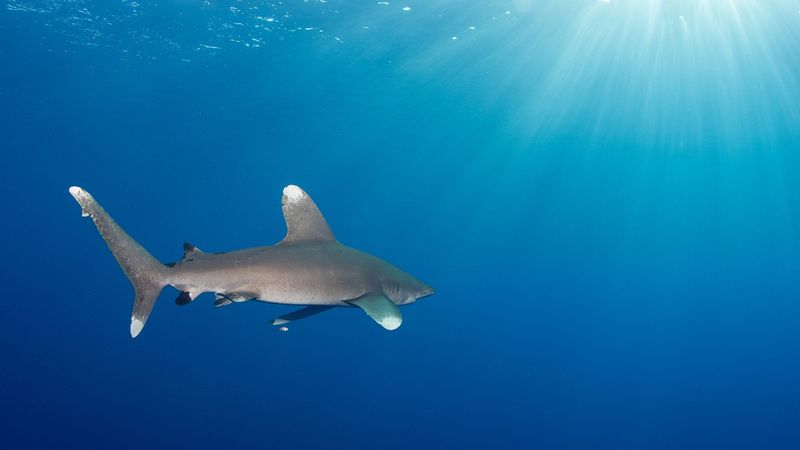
[[69, 185, 434, 337]]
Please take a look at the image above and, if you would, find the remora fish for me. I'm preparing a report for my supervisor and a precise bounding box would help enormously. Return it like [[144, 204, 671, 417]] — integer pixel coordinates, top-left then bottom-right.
[[69, 185, 434, 337]]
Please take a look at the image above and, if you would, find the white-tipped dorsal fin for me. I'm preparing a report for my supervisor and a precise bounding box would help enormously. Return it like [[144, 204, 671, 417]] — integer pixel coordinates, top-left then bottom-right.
[[279, 185, 336, 244]]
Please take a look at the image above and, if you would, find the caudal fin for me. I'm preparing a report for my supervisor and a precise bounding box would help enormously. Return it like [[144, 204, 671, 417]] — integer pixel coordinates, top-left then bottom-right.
[[69, 186, 169, 338]]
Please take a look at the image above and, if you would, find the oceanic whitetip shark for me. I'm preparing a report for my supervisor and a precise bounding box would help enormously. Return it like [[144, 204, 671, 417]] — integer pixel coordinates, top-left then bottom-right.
[[68, 185, 434, 337]]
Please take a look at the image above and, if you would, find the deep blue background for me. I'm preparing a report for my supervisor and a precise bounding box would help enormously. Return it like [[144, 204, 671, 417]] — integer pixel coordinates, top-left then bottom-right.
[[2, 1, 800, 449]]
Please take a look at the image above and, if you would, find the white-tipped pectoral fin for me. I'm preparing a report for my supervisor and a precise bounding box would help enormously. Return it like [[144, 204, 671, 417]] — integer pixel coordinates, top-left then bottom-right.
[[346, 294, 402, 331], [130, 318, 144, 338]]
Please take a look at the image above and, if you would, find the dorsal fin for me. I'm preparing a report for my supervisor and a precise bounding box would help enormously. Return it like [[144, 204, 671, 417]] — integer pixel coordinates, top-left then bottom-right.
[[279, 185, 335, 244], [182, 242, 202, 259]]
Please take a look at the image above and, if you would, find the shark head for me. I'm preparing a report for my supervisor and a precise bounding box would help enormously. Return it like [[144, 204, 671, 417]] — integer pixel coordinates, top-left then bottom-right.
[[382, 271, 435, 305], [415, 282, 436, 303]]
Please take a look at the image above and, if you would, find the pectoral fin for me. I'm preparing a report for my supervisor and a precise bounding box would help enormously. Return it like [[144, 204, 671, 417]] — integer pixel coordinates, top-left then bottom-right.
[[271, 305, 336, 325], [346, 294, 402, 330]]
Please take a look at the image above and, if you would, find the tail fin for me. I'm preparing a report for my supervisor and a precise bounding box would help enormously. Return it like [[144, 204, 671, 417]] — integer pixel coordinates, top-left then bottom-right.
[[69, 186, 169, 338]]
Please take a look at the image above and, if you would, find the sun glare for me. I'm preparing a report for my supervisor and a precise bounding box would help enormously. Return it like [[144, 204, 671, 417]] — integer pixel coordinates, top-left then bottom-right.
[[410, 0, 800, 152]]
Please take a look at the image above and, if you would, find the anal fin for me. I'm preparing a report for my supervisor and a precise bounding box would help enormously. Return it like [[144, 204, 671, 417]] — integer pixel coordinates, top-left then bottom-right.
[[175, 291, 193, 306]]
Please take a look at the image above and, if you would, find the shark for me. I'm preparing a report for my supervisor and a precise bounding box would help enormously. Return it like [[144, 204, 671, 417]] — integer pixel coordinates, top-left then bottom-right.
[[68, 184, 434, 337]]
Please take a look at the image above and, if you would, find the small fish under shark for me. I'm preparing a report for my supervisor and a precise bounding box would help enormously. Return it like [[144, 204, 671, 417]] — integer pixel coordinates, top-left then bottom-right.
[[68, 184, 434, 337]]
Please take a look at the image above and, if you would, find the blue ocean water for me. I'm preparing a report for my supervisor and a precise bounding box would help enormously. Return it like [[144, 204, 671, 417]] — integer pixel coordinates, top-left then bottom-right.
[[2, 1, 800, 448]]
